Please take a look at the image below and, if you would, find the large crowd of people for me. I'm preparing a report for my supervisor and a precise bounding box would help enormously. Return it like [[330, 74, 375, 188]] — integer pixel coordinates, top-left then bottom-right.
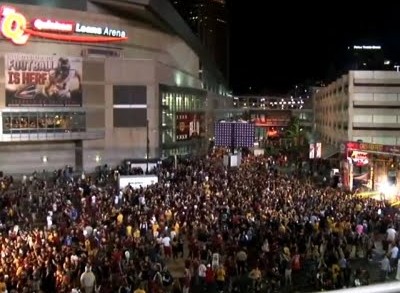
[[0, 150, 398, 293]]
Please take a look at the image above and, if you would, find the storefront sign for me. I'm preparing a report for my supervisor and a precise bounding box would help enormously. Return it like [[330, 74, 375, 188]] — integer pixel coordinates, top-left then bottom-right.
[[346, 141, 400, 155], [0, 5, 128, 45], [359, 142, 383, 152]]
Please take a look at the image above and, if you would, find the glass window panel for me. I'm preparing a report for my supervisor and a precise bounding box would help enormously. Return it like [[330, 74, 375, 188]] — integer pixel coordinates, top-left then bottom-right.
[[176, 95, 181, 111], [2, 113, 11, 134], [81, 113, 86, 131], [28, 113, 38, 134], [172, 93, 176, 113], [70, 112, 85, 132], [19, 114, 30, 134], [172, 113, 176, 142], [54, 113, 68, 132], [38, 112, 47, 130], [191, 95, 194, 109], [69, 113, 77, 132], [61, 113, 69, 132], [184, 95, 189, 110], [44, 113, 55, 133], [10, 113, 20, 134], [70, 113, 77, 131]]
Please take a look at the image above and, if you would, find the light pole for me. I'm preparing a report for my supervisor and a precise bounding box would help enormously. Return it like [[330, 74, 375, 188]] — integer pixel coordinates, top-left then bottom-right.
[[146, 119, 149, 174]]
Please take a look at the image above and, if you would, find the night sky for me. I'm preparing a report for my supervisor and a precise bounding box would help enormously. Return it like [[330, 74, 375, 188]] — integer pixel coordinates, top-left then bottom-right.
[[228, 2, 400, 95]]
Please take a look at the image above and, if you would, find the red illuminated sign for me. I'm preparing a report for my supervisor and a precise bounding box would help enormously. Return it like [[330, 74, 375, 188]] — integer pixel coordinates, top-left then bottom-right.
[[0, 6, 128, 45], [348, 150, 369, 166], [345, 141, 400, 155]]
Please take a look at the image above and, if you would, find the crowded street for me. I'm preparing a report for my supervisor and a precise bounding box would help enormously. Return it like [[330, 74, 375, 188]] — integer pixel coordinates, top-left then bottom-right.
[[0, 150, 397, 293], [1, 0, 400, 293]]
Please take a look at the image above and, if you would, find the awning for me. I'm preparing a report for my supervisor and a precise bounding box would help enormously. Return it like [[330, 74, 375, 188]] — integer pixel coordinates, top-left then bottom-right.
[[321, 144, 339, 159]]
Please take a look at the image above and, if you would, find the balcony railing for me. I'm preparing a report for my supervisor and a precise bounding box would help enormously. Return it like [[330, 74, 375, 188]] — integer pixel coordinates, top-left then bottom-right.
[[0, 129, 104, 142]]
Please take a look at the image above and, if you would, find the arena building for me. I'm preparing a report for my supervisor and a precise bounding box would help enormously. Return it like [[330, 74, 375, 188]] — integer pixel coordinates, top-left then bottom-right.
[[0, 0, 231, 173]]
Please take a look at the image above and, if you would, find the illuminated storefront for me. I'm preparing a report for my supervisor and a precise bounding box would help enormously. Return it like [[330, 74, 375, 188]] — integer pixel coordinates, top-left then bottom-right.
[[0, 1, 226, 173], [342, 141, 400, 194], [160, 85, 206, 157]]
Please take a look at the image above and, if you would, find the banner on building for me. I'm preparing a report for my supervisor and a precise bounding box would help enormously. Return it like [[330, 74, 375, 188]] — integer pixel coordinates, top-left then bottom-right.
[[176, 112, 204, 141], [5, 53, 82, 107], [309, 143, 315, 159], [316, 142, 322, 159], [309, 142, 322, 159]]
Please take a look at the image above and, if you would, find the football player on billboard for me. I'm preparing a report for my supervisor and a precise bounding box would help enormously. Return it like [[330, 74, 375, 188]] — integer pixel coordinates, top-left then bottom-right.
[[44, 57, 81, 99]]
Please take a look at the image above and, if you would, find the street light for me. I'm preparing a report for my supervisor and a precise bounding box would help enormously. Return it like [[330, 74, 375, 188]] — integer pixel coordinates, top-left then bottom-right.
[[146, 119, 149, 174]]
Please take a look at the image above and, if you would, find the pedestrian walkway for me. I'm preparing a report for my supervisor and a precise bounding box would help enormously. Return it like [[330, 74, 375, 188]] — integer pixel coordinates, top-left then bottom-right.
[[166, 258, 185, 278]]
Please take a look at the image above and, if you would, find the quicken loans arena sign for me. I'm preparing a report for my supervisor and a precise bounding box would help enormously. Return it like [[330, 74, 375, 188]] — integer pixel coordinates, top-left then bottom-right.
[[0, 5, 128, 45]]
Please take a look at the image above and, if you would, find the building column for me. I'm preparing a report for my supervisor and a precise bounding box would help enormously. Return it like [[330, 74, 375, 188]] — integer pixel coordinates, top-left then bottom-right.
[[75, 140, 83, 172]]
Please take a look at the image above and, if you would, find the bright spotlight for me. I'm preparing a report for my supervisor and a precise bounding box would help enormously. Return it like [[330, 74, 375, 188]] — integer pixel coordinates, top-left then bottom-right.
[[379, 182, 397, 199]]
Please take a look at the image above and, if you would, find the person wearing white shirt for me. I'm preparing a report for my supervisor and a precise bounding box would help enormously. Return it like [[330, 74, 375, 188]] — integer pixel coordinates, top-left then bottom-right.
[[139, 195, 145, 206], [390, 245, 399, 270], [91, 195, 96, 206], [212, 252, 220, 270], [198, 262, 207, 286], [387, 226, 397, 243], [381, 254, 390, 281], [162, 235, 172, 259], [80, 265, 96, 293], [170, 229, 177, 241], [46, 212, 53, 230]]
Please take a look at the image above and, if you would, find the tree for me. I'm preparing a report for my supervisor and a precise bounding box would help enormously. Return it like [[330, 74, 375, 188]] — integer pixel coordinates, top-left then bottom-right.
[[285, 117, 303, 147], [241, 110, 251, 121]]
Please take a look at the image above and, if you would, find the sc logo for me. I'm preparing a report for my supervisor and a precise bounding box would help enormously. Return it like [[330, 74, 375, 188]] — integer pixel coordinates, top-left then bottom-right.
[[0, 6, 30, 45]]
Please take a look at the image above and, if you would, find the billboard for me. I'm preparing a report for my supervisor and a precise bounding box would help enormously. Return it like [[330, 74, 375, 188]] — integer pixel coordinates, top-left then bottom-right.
[[348, 150, 369, 167], [250, 111, 291, 127], [5, 53, 82, 107], [215, 122, 255, 147], [119, 175, 158, 190], [175, 112, 204, 141]]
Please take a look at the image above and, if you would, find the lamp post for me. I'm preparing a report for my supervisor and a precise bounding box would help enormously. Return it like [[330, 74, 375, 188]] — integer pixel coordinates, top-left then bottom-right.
[[146, 119, 149, 174]]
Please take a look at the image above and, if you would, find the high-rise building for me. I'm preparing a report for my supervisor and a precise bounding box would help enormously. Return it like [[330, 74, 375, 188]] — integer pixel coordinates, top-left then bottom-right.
[[313, 70, 400, 154], [171, 0, 229, 81]]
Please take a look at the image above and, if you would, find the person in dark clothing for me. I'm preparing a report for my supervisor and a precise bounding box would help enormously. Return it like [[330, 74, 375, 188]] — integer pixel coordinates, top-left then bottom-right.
[[41, 264, 56, 293]]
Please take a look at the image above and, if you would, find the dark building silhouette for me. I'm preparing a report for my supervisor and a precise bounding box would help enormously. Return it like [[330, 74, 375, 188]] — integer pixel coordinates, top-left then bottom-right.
[[171, 0, 229, 81], [345, 44, 390, 71]]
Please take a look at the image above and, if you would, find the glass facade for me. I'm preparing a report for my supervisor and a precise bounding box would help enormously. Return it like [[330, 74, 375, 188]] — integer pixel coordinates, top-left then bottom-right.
[[160, 85, 206, 157], [2, 112, 86, 134]]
